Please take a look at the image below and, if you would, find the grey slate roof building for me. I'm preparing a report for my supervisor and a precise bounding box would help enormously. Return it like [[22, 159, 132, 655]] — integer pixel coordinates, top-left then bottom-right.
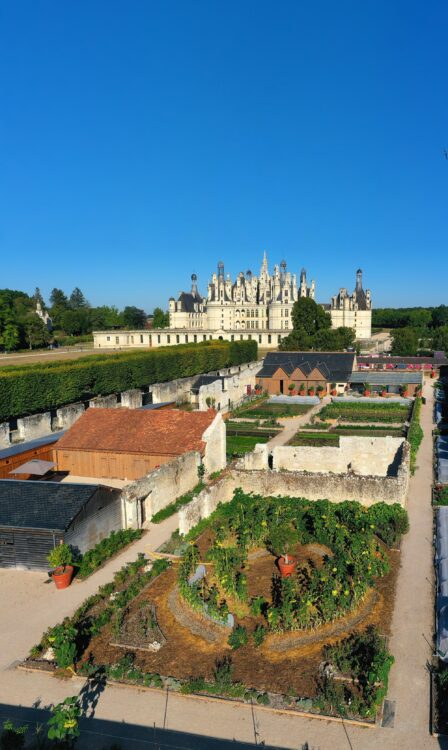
[[0, 480, 123, 570], [257, 351, 355, 383]]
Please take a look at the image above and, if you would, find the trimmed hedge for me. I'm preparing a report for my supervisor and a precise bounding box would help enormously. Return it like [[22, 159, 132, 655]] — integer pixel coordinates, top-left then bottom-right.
[[0, 340, 257, 420], [408, 397, 423, 474]]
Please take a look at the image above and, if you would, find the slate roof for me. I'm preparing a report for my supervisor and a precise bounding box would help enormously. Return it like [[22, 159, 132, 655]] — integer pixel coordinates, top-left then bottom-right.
[[257, 352, 355, 383], [55, 408, 216, 456], [191, 375, 226, 394], [350, 372, 423, 385], [177, 292, 204, 312], [0, 480, 102, 530], [0, 432, 65, 461], [358, 355, 448, 366]]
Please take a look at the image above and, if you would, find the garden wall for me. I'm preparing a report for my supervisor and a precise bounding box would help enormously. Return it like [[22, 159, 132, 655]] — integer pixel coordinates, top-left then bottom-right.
[[179, 440, 411, 534], [197, 361, 262, 413], [273, 436, 406, 476], [122, 451, 201, 527]]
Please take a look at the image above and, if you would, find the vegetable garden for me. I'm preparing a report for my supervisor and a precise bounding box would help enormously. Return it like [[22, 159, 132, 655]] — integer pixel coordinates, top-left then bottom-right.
[[27, 490, 408, 722]]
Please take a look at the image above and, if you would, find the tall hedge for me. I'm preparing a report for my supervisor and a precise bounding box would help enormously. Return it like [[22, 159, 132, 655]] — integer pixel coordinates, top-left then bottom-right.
[[0, 340, 258, 421]]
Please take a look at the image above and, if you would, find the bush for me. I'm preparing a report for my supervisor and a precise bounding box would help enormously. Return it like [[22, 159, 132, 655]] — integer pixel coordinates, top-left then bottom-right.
[[228, 625, 248, 650], [77, 529, 143, 578], [151, 483, 204, 524], [0, 340, 257, 420], [408, 397, 423, 474], [0, 720, 27, 750], [47, 543, 73, 569]]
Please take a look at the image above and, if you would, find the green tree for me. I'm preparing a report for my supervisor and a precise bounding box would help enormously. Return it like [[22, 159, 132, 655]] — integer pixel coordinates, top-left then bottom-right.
[[432, 305, 448, 328], [69, 287, 89, 309], [0, 323, 20, 351], [50, 288, 68, 309], [123, 306, 147, 329], [279, 327, 312, 351], [33, 286, 45, 308], [433, 326, 448, 355], [152, 307, 170, 329], [60, 309, 91, 336], [23, 314, 50, 349], [291, 297, 331, 336], [312, 326, 355, 351], [391, 327, 419, 356], [89, 305, 123, 330]]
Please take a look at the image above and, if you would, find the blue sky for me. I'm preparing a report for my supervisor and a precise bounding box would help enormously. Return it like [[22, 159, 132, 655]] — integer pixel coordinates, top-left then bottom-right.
[[1, 1, 447, 311]]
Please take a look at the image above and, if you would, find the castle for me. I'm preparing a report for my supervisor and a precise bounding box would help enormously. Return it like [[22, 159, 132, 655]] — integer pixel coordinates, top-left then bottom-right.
[[93, 255, 372, 350], [169, 253, 315, 333]]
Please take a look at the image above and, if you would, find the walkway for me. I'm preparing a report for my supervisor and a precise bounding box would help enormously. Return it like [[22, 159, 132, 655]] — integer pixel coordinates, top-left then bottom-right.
[[267, 396, 330, 448], [0, 381, 445, 749]]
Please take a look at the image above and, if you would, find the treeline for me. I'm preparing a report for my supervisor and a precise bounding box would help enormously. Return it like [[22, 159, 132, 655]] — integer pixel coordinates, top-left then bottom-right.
[[0, 286, 170, 352], [373, 306, 448, 329], [0, 339, 257, 420], [279, 297, 356, 352]]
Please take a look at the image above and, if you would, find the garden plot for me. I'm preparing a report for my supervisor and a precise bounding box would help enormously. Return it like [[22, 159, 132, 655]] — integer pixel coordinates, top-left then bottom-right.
[[317, 401, 410, 425], [226, 419, 283, 458], [26, 490, 408, 722]]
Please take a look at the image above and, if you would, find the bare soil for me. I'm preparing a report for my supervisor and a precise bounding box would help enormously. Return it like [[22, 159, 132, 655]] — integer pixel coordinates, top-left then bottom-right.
[[81, 549, 400, 698]]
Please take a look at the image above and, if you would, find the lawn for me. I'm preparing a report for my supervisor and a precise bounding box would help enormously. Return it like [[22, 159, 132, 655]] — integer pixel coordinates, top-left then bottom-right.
[[28, 491, 408, 722], [226, 434, 270, 458]]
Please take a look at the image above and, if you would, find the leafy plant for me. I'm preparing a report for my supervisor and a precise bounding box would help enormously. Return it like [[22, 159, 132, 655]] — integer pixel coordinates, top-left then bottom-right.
[[48, 543, 73, 570], [0, 720, 27, 750], [47, 623, 78, 669], [268, 523, 297, 564], [77, 529, 143, 578], [47, 696, 80, 745], [228, 625, 248, 650], [253, 624, 267, 647]]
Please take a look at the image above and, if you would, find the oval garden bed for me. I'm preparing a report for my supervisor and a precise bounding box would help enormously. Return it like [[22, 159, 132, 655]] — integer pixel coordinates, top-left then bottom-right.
[[24, 491, 407, 723]]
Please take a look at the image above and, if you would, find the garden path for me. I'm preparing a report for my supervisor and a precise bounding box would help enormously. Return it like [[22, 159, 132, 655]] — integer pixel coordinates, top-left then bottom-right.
[[267, 396, 331, 447], [0, 381, 445, 749]]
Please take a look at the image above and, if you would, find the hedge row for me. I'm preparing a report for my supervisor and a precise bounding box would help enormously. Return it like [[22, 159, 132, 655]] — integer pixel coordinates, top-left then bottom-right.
[[0, 340, 257, 420]]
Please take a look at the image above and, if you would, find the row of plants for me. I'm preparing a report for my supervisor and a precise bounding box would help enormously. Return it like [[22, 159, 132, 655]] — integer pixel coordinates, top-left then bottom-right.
[[318, 401, 410, 424], [0, 339, 257, 420], [238, 402, 313, 419], [30, 554, 171, 669], [226, 434, 270, 458], [179, 490, 408, 632], [433, 484, 448, 506], [407, 397, 424, 474], [288, 431, 340, 447], [150, 482, 204, 524], [286, 383, 326, 397]]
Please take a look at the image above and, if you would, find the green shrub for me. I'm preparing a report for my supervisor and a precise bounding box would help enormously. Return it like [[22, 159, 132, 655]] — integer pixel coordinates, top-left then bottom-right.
[[0, 720, 27, 750], [77, 529, 143, 578], [228, 625, 248, 650], [408, 397, 423, 474], [253, 624, 267, 647], [47, 543, 73, 569], [0, 340, 257, 420]]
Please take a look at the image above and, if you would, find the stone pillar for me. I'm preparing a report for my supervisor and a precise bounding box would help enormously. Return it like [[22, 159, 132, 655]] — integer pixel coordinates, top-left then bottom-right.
[[121, 389, 143, 409], [54, 403, 85, 431], [89, 394, 118, 409], [17, 413, 52, 441], [0, 422, 10, 448]]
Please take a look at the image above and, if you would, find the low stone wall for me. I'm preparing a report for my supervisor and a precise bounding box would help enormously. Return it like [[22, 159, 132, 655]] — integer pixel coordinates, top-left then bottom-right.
[[16, 413, 52, 441], [273, 436, 406, 477], [54, 403, 85, 431], [197, 361, 262, 413], [122, 451, 201, 526], [0, 422, 10, 449], [121, 389, 143, 409], [90, 394, 118, 409], [179, 441, 411, 534]]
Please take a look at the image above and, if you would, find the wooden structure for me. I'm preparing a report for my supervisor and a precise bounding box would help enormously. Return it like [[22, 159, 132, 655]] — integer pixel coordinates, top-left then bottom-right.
[[0, 434, 60, 480], [256, 352, 355, 396], [54, 408, 217, 481]]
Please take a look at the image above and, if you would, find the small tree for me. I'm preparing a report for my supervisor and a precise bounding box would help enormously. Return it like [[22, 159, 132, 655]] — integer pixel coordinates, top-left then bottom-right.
[[48, 543, 73, 571], [269, 524, 297, 564]]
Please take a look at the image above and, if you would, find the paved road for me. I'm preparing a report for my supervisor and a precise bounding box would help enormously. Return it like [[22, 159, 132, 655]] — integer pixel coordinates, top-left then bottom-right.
[[0, 382, 445, 749]]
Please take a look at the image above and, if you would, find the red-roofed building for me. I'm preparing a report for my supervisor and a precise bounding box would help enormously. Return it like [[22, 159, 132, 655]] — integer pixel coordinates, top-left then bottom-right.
[[53, 408, 225, 481]]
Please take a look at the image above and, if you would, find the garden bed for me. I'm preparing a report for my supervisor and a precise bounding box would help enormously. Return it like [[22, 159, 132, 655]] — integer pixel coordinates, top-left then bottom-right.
[[27, 492, 407, 723], [318, 402, 410, 424], [231, 402, 313, 420], [227, 434, 270, 458]]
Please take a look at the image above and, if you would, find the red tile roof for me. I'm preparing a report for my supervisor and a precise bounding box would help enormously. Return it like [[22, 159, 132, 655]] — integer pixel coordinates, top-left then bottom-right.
[[55, 408, 217, 456]]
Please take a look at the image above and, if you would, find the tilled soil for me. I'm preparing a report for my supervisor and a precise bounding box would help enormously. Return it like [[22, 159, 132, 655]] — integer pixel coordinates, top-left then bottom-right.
[[82, 549, 401, 698]]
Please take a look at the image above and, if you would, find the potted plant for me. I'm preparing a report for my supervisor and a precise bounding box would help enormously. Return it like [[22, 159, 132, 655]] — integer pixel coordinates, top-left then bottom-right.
[[288, 383, 296, 396], [48, 543, 74, 590], [299, 383, 306, 395], [317, 385, 325, 399], [363, 383, 371, 397], [330, 383, 337, 396], [431, 370, 436, 379], [308, 386, 315, 396], [269, 524, 297, 578], [381, 388, 387, 397], [254, 383, 262, 394], [401, 384, 409, 397]]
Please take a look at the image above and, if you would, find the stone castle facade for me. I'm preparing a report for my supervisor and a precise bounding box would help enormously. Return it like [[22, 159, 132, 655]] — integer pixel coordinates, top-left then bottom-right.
[[329, 269, 372, 339], [169, 253, 315, 333]]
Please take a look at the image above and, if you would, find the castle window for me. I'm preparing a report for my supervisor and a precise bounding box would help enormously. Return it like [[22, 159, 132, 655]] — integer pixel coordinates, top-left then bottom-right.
[[106, 336, 110, 341], [176, 335, 179, 343], [140, 335, 144, 343], [157, 335, 161, 343], [115, 336, 119, 344], [167, 335, 171, 343], [185, 335, 188, 343], [259, 335, 262, 343]]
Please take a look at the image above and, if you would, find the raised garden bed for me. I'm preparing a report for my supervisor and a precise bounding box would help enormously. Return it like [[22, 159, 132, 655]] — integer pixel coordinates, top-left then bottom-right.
[[232, 402, 313, 420], [26, 492, 407, 723], [288, 432, 340, 447], [318, 402, 410, 424]]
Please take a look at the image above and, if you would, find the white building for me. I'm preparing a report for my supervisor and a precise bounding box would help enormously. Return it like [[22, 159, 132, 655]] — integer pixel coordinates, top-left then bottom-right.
[[330, 269, 372, 339], [169, 253, 315, 333]]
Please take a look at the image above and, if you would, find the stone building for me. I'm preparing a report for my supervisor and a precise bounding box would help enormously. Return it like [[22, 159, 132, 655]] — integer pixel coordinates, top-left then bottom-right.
[[329, 269, 372, 339], [169, 253, 315, 333]]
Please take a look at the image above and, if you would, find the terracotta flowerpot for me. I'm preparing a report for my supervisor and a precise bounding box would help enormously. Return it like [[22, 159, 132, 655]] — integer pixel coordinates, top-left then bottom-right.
[[402, 391, 409, 398], [299, 391, 305, 396], [331, 390, 337, 396], [381, 391, 387, 398], [52, 565, 74, 590], [364, 390, 371, 397], [278, 556, 296, 578]]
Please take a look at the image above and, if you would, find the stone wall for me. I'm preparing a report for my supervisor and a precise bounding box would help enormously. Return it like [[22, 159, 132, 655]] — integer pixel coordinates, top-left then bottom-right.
[[203, 413, 227, 475], [121, 389, 143, 409], [16, 413, 52, 441], [179, 441, 411, 534], [273, 437, 406, 476], [197, 361, 262, 413], [0, 422, 10, 448], [54, 403, 85, 431], [89, 394, 118, 409], [122, 451, 201, 526]]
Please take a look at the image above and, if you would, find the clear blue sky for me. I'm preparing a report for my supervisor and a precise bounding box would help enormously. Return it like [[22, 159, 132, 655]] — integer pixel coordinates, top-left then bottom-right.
[[1, 1, 447, 311]]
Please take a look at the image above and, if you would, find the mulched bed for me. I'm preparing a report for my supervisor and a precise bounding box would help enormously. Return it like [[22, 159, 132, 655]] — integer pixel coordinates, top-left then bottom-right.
[[78, 547, 400, 699]]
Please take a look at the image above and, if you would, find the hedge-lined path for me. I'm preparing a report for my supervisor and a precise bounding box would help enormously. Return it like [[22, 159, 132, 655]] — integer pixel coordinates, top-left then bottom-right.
[[0, 381, 446, 749], [266, 396, 331, 448]]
